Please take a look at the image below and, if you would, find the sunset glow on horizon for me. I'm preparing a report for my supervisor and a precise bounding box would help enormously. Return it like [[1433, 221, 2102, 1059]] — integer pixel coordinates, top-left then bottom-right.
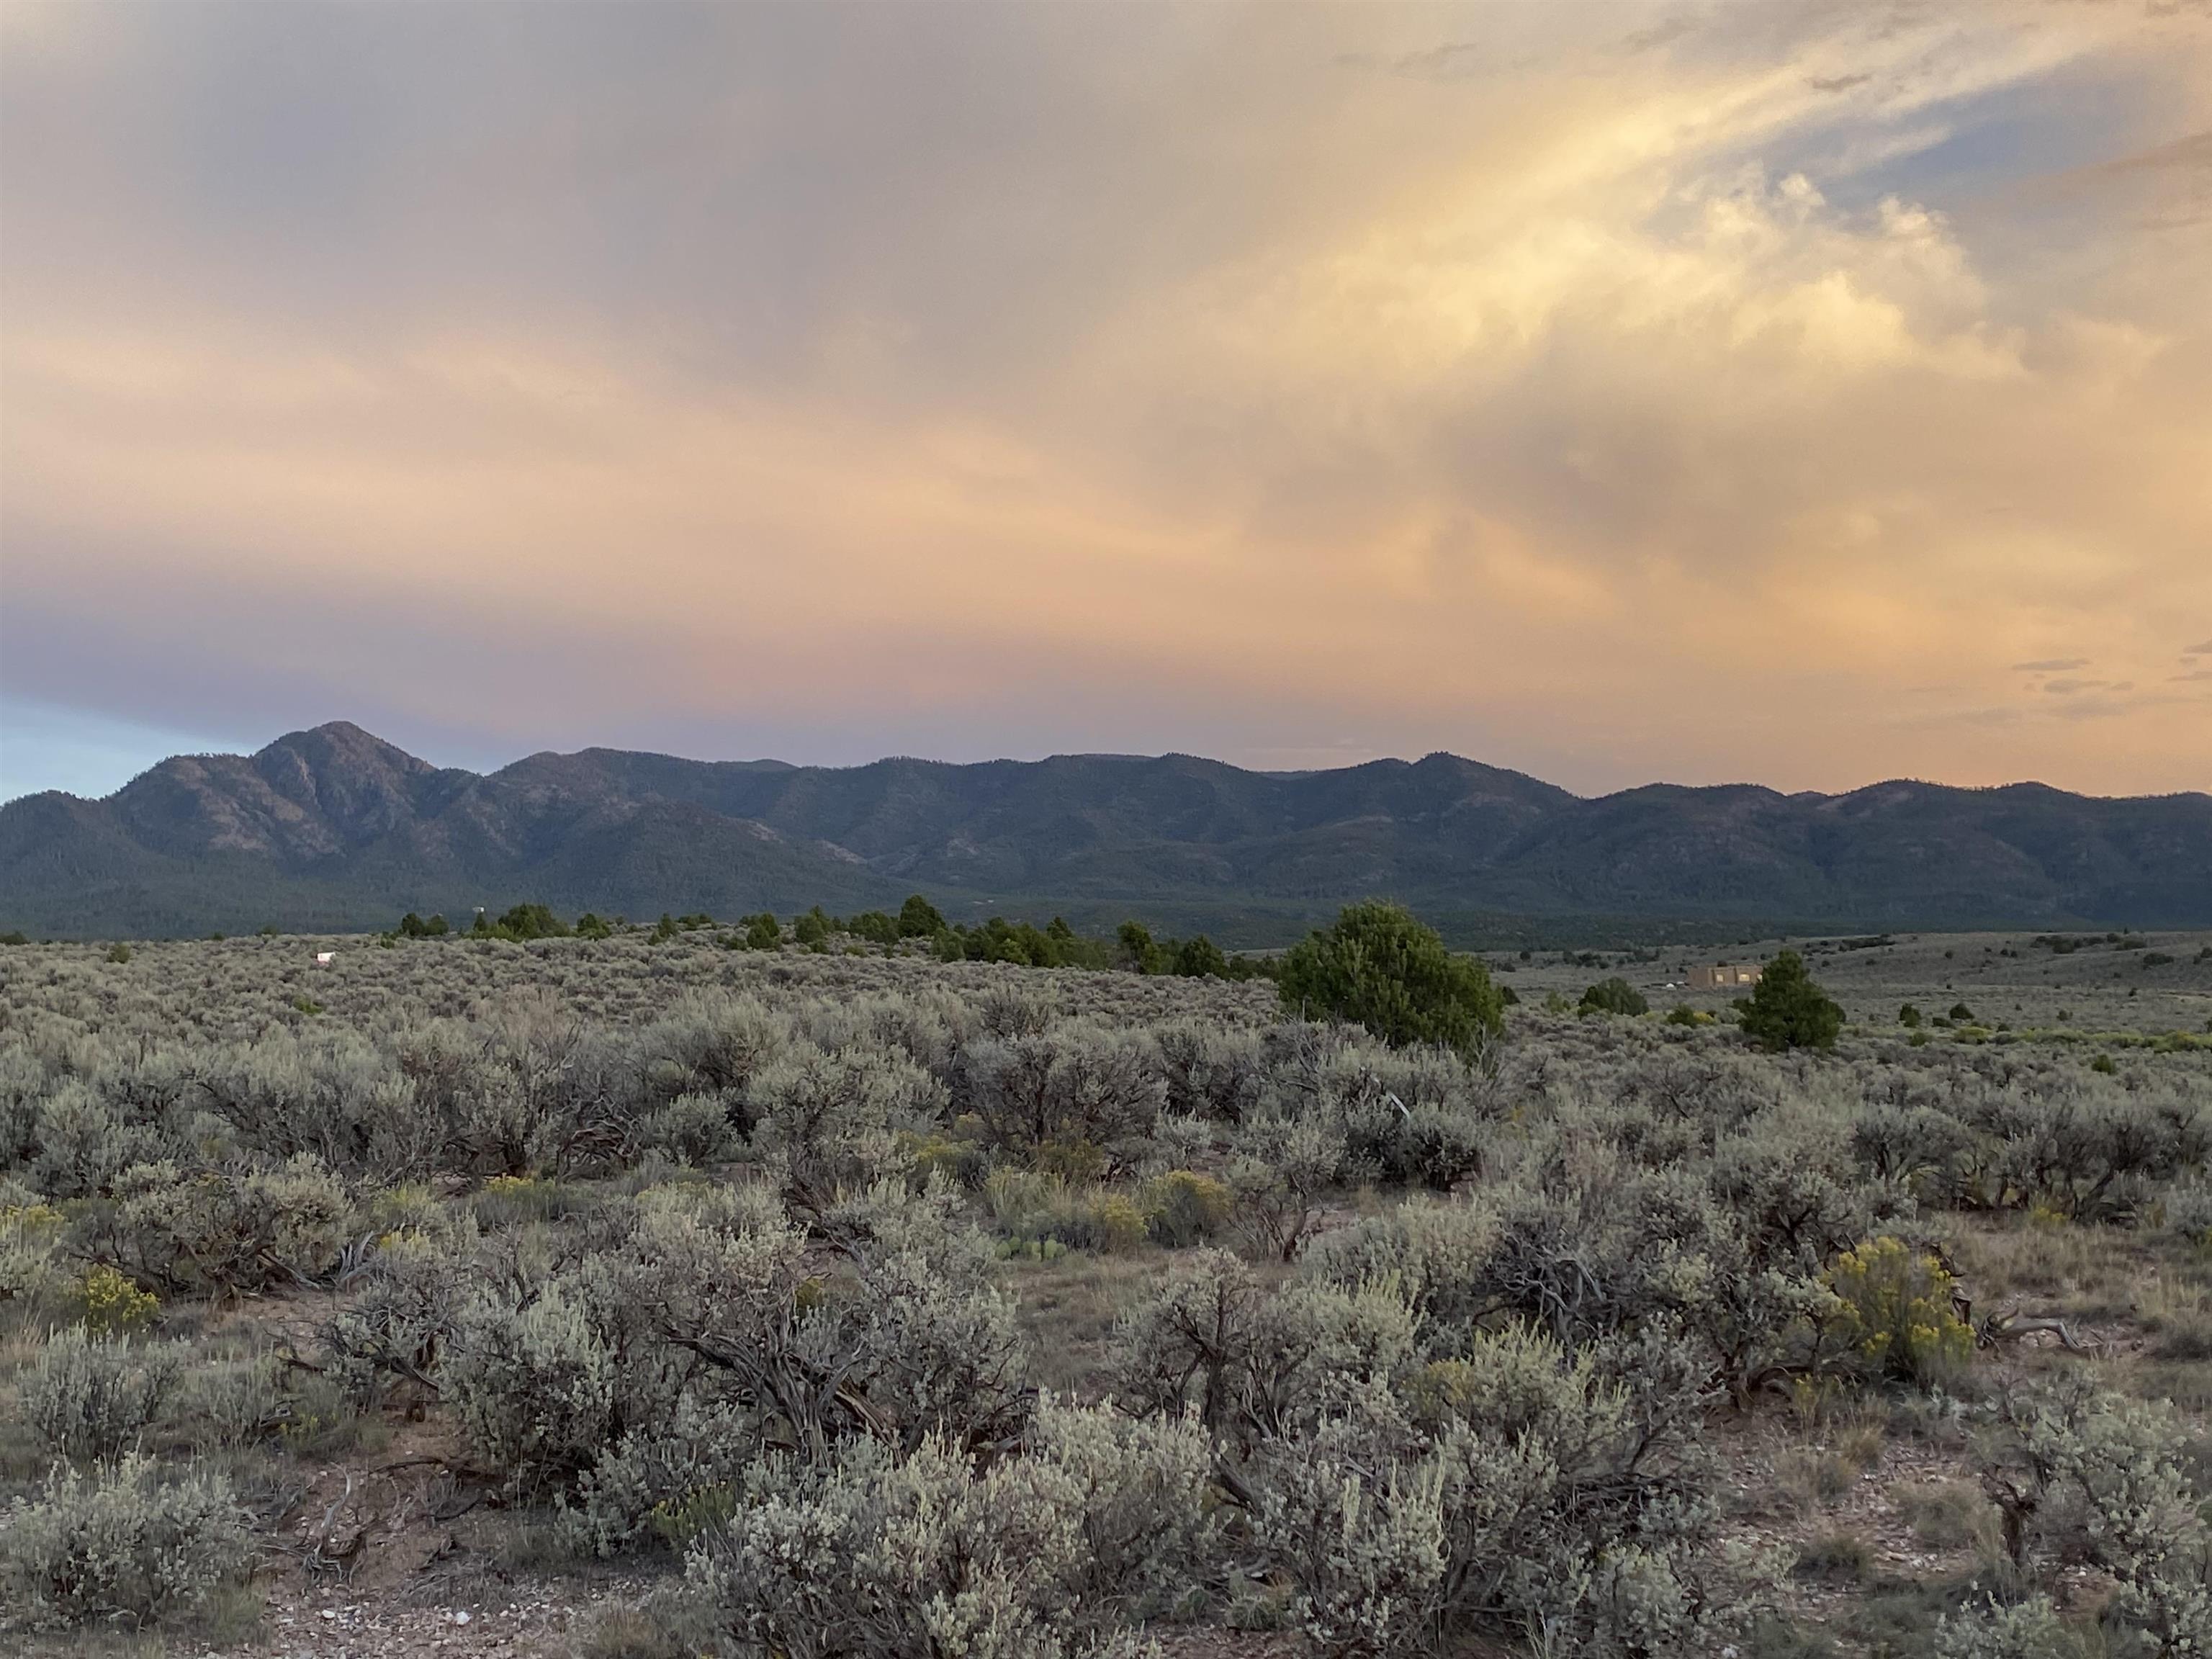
[[4, 1, 2209, 801]]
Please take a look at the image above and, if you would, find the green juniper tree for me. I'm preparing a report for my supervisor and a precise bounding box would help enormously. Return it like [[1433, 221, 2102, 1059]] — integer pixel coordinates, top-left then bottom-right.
[[896, 894, 946, 938], [1578, 976, 1647, 1016], [1737, 950, 1843, 1051], [1277, 900, 1503, 1055]]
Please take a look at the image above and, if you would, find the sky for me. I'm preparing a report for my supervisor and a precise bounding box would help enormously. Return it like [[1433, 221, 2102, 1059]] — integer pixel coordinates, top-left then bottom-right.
[[3, 1, 2209, 804]]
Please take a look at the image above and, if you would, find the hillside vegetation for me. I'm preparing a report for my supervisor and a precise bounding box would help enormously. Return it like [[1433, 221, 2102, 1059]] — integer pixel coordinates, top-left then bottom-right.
[[5, 721, 2208, 938], [1, 912, 2208, 1657]]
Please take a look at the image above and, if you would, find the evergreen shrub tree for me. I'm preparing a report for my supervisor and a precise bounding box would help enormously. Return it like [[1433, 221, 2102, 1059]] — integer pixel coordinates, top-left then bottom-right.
[[1277, 902, 1503, 1055], [1578, 976, 1648, 1016], [1737, 950, 1843, 1051], [896, 894, 946, 938]]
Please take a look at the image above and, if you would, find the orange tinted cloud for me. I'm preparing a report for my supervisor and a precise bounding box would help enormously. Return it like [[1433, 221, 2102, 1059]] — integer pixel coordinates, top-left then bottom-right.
[[2, 1, 2208, 793]]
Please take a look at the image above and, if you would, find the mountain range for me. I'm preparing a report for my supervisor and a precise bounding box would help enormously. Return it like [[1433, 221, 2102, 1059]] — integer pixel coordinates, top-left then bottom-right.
[[3, 721, 2208, 941]]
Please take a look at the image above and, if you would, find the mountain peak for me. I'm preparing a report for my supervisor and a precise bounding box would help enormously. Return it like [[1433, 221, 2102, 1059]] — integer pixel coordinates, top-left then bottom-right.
[[4, 724, 2208, 937], [260, 721, 439, 776]]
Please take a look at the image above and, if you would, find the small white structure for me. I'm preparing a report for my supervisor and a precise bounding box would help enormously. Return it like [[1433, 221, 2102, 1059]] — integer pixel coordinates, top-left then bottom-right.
[[314, 950, 337, 966]]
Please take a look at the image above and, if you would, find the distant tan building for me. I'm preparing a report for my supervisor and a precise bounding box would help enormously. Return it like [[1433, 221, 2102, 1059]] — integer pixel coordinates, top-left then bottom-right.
[[1689, 962, 1762, 989]]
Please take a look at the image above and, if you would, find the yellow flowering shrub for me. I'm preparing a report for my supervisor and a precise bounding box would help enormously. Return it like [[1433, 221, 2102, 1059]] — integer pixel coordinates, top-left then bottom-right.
[[1825, 1236, 1972, 1388], [1139, 1169, 1233, 1246], [1091, 1193, 1149, 1254], [76, 1263, 161, 1336]]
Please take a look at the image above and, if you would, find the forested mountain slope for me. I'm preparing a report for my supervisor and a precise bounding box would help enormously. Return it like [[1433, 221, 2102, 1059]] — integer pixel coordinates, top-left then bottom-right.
[[4, 721, 2206, 937]]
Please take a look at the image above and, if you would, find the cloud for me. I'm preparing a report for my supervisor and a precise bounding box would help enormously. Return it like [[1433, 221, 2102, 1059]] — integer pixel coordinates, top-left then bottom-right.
[[1342, 40, 1505, 81], [1620, 15, 1701, 55], [2098, 128, 2212, 179], [2184, 639, 2212, 655], [2, 1, 2209, 799]]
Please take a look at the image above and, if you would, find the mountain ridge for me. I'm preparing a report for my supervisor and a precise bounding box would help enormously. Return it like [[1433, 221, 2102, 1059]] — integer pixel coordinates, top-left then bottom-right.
[[4, 721, 2208, 940]]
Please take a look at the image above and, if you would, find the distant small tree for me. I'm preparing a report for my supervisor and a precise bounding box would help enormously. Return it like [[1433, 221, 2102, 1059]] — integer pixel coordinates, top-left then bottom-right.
[[1578, 977, 1647, 1017], [792, 906, 832, 948], [846, 909, 900, 946], [1174, 935, 1229, 979], [1899, 1003, 1922, 1028], [575, 912, 612, 940], [652, 912, 680, 943], [896, 894, 945, 938], [1948, 1002, 1976, 1024], [1118, 920, 1169, 976], [744, 912, 783, 951], [484, 903, 568, 941], [1737, 950, 1843, 1051], [1276, 901, 1503, 1055]]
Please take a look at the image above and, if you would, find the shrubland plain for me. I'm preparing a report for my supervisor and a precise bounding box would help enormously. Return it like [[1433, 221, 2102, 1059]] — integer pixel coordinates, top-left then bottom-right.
[[1, 907, 2209, 1658]]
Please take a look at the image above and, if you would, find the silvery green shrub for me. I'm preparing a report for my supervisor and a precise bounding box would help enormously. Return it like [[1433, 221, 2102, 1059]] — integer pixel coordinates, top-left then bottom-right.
[[959, 1022, 1166, 1171], [0, 1179, 70, 1326], [1931, 1596, 2072, 1659], [1110, 1246, 1264, 1433], [1299, 1043, 1495, 1190], [1245, 1323, 1737, 1658], [171, 1350, 285, 1452], [183, 1026, 410, 1175], [30, 1079, 165, 1200], [1152, 1019, 1265, 1124], [628, 1089, 739, 1166], [1227, 1110, 1345, 1261], [632, 991, 793, 1131], [799, 989, 966, 1082], [819, 1181, 1032, 1451], [1972, 1083, 2206, 1221], [2165, 1177, 2212, 1245], [748, 1045, 946, 1211], [0, 1048, 53, 1172], [1974, 1377, 2211, 1654], [1130, 1112, 1215, 1179], [22, 1327, 183, 1462], [680, 1407, 1203, 1659], [562, 1393, 763, 1557], [1248, 1402, 1447, 1659], [1301, 1196, 1500, 1339], [71, 1154, 354, 1295], [444, 1275, 621, 1499], [0, 1454, 249, 1630], [1028, 1395, 1220, 1612], [323, 1218, 472, 1403], [439, 1176, 1030, 1506]]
